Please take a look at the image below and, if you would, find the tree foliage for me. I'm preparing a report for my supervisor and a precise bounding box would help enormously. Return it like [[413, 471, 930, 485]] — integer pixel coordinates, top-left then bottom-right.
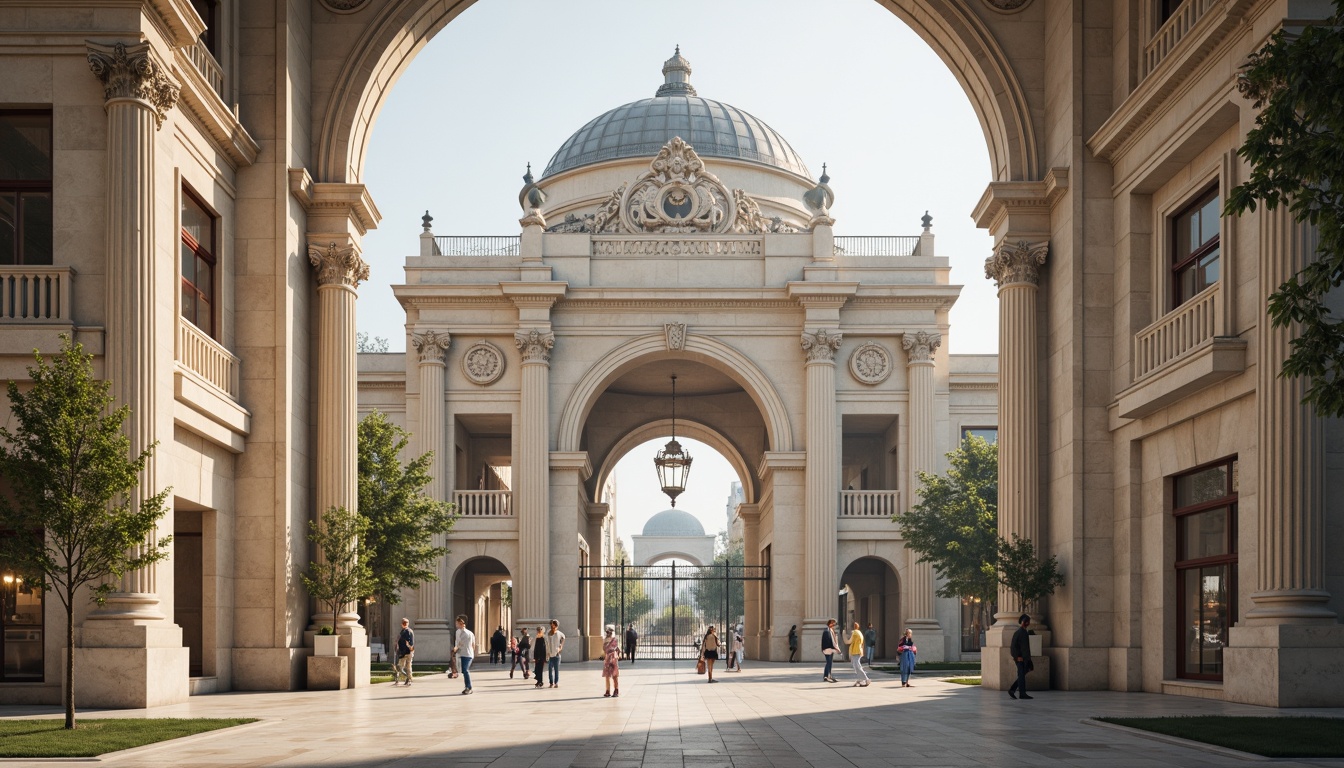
[[1227, 1, 1344, 416], [356, 332, 390, 353], [356, 411, 456, 604], [300, 506, 374, 631], [996, 533, 1065, 615], [689, 532, 744, 626], [0, 336, 170, 729], [603, 541, 654, 625]]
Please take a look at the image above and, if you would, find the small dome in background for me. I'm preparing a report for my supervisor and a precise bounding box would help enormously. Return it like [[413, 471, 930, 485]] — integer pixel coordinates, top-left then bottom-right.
[[642, 508, 706, 537]]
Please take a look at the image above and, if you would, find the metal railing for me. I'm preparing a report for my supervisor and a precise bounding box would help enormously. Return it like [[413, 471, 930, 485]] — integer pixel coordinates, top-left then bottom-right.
[[177, 320, 241, 398], [0, 267, 74, 322], [434, 236, 520, 257], [832, 236, 920, 257], [1133, 283, 1221, 380], [453, 490, 513, 517], [187, 41, 225, 100], [1143, 0, 1216, 77], [839, 490, 901, 518]]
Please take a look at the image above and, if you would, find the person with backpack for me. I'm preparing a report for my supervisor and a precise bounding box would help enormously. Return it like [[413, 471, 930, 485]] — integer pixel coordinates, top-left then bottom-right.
[[699, 625, 721, 683], [391, 617, 414, 686]]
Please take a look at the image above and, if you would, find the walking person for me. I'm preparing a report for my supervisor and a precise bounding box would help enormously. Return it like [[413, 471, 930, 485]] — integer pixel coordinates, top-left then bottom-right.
[[863, 622, 877, 663], [545, 619, 565, 688], [700, 625, 721, 683], [897, 628, 917, 687], [820, 619, 840, 682], [732, 624, 745, 672], [491, 626, 507, 664], [512, 628, 531, 679], [624, 623, 639, 663], [532, 625, 548, 688], [1007, 614, 1034, 700], [453, 615, 476, 695], [788, 624, 798, 663], [392, 617, 415, 686], [848, 621, 870, 687], [602, 624, 621, 697]]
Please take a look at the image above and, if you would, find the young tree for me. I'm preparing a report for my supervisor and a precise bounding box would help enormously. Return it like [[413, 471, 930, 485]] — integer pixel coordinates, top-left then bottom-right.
[[689, 532, 745, 627], [300, 506, 374, 633], [356, 332, 390, 353], [603, 541, 654, 625], [894, 435, 1000, 636], [1227, 1, 1344, 416], [996, 533, 1065, 616], [356, 411, 455, 606], [0, 336, 170, 729]]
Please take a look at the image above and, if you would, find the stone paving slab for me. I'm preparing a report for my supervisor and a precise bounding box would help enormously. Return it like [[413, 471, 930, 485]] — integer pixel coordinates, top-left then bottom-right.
[[3, 662, 1344, 767]]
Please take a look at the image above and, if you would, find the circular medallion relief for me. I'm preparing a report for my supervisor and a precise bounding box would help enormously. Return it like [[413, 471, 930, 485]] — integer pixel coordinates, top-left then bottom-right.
[[984, 0, 1032, 12], [849, 343, 892, 385], [318, 0, 370, 12], [462, 341, 505, 386]]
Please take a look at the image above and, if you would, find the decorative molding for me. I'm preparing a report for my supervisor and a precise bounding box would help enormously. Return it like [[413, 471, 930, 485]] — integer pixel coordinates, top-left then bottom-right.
[[593, 239, 762, 257], [86, 41, 180, 129], [950, 382, 999, 391], [849, 343, 892, 385], [514, 329, 555, 364], [411, 330, 451, 365], [984, 0, 1032, 12], [902, 331, 942, 364], [318, 0, 371, 12], [800, 329, 843, 363], [664, 323, 687, 351], [984, 240, 1049, 287], [462, 340, 506, 385], [307, 242, 370, 287], [556, 299, 797, 311]]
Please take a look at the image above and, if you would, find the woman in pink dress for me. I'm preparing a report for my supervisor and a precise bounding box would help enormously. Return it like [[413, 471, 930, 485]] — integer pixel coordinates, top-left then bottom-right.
[[602, 624, 621, 697]]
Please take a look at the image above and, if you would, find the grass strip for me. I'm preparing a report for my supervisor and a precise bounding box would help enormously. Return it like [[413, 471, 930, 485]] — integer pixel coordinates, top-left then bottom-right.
[[0, 718, 255, 758], [947, 677, 981, 685], [1097, 716, 1344, 758], [873, 661, 980, 672]]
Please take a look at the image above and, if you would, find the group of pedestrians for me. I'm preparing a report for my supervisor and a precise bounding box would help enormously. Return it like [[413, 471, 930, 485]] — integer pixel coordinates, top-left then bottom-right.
[[819, 619, 918, 687]]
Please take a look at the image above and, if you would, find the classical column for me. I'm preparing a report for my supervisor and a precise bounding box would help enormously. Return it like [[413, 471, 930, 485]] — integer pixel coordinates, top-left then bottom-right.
[[514, 329, 555, 626], [85, 41, 179, 622], [801, 329, 843, 632], [903, 331, 943, 642], [985, 241, 1048, 623], [412, 331, 452, 631], [309, 242, 370, 630]]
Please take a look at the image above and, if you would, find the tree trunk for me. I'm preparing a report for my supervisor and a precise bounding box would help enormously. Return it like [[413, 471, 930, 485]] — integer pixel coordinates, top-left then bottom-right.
[[65, 600, 74, 729]]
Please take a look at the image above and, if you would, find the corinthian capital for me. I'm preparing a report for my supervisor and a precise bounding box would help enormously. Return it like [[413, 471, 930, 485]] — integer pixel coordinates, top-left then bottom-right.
[[902, 331, 942, 364], [86, 41, 180, 129], [985, 240, 1049, 287], [308, 242, 371, 287], [412, 330, 452, 364], [801, 329, 843, 363], [514, 329, 555, 364]]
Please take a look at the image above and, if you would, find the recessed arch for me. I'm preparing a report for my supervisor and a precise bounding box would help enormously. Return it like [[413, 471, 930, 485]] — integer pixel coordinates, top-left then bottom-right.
[[314, 0, 1040, 185], [641, 551, 709, 566], [593, 418, 757, 506]]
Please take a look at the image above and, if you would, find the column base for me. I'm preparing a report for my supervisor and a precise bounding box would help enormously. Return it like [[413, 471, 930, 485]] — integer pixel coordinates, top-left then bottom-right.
[[1225, 623, 1344, 707], [407, 627, 455, 663], [800, 620, 829, 662], [232, 647, 307, 691], [980, 622, 1051, 691], [71, 624, 188, 708], [905, 621, 946, 662]]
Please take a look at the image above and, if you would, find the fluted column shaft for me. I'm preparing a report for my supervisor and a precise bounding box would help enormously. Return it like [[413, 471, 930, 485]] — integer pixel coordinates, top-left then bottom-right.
[[802, 330, 842, 624], [413, 331, 451, 629], [515, 329, 555, 625], [1247, 208, 1335, 624], [904, 332, 941, 626]]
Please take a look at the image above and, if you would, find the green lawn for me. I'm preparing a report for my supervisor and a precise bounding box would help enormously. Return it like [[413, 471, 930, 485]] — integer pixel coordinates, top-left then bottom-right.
[[1098, 717, 1344, 758], [947, 677, 981, 685], [370, 661, 454, 684], [0, 718, 255, 758], [873, 661, 981, 673]]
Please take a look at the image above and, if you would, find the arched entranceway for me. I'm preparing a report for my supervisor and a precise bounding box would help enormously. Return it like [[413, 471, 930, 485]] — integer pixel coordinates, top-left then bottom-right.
[[451, 557, 512, 658], [839, 557, 900, 660]]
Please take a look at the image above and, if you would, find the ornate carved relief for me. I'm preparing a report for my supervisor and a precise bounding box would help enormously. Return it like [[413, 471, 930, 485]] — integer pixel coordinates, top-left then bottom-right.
[[514, 329, 555, 364], [665, 323, 687, 351], [308, 242, 370, 287], [984, 0, 1032, 11], [902, 331, 942, 364], [86, 41, 180, 129], [592, 239, 761, 256], [849, 342, 892, 384], [985, 240, 1049, 287], [462, 340, 505, 385], [412, 330, 452, 365], [318, 0, 371, 12], [801, 329, 844, 363]]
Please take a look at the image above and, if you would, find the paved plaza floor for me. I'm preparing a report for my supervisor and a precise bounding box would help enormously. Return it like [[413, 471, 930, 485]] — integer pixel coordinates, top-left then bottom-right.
[[4, 661, 1344, 767]]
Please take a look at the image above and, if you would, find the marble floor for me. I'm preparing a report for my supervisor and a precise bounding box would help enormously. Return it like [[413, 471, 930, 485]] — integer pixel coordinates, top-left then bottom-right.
[[4, 661, 1343, 767]]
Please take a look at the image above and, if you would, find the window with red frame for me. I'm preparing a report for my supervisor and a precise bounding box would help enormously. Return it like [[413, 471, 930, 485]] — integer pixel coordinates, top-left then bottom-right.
[[1172, 188, 1220, 307], [1174, 458, 1237, 681], [180, 190, 216, 337]]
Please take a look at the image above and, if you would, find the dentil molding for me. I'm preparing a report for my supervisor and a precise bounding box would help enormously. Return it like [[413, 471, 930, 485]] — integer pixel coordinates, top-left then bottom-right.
[[849, 343, 892, 385], [462, 340, 506, 385]]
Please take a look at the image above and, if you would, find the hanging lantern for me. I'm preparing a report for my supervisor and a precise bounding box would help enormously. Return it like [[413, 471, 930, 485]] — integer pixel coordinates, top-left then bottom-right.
[[653, 375, 693, 506]]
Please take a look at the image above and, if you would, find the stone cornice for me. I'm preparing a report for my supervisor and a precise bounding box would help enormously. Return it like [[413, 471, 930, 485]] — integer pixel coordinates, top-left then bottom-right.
[[86, 40, 180, 128], [171, 50, 259, 167], [147, 0, 208, 48], [288, 169, 381, 235], [757, 451, 807, 477], [971, 167, 1069, 233], [785, 281, 861, 306], [549, 451, 593, 480]]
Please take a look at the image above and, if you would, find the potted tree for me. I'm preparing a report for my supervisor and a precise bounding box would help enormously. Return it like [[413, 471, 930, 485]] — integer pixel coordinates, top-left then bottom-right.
[[996, 533, 1064, 657], [302, 506, 374, 658]]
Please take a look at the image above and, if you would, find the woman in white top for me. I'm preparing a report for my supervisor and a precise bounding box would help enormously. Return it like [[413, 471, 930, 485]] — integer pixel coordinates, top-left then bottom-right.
[[453, 615, 475, 695]]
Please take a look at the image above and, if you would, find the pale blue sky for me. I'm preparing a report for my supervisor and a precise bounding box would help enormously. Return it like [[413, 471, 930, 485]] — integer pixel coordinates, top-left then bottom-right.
[[356, 0, 997, 541]]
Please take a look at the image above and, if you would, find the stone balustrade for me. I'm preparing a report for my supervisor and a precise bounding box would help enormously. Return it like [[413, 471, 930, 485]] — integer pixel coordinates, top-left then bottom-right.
[[452, 490, 514, 517], [839, 490, 900, 518], [1133, 283, 1221, 379], [0, 266, 74, 322], [177, 320, 241, 398], [1143, 0, 1216, 77], [186, 41, 224, 100]]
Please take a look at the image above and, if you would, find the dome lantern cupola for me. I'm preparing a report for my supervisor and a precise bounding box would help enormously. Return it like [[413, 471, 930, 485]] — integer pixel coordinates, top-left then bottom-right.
[[656, 45, 696, 97]]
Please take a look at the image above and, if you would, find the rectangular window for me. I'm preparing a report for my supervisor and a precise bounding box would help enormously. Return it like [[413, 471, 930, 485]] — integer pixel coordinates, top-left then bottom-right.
[[961, 427, 998, 445], [0, 111, 53, 266], [1174, 458, 1237, 681], [180, 189, 216, 337], [1172, 188, 1220, 307], [190, 0, 219, 56], [1, 531, 44, 682]]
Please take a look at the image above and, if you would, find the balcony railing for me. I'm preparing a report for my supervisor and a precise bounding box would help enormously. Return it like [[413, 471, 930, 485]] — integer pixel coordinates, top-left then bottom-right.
[[177, 320, 241, 399], [0, 267, 74, 322], [453, 490, 513, 517], [1133, 283, 1221, 380], [186, 41, 225, 100], [1143, 0, 1217, 77], [434, 236, 520, 257], [832, 236, 920, 257], [839, 490, 901, 518]]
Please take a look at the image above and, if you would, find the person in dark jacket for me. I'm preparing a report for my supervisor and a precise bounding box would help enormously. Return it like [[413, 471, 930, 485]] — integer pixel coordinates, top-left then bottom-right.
[[531, 624, 548, 688], [624, 623, 639, 663], [1008, 613, 1034, 700], [820, 619, 840, 683], [788, 625, 798, 662], [491, 626, 507, 664], [512, 628, 531, 679]]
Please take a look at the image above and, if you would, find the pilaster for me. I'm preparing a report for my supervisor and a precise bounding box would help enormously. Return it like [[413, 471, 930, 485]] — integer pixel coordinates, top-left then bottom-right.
[[800, 328, 842, 635], [411, 331, 452, 637], [903, 330, 945, 660], [514, 326, 556, 628]]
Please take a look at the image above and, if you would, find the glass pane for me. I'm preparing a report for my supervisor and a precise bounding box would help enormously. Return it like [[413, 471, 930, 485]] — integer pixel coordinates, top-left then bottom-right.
[[1175, 464, 1229, 508], [181, 194, 211, 247], [195, 255, 212, 298], [1181, 568, 1201, 676], [0, 192, 15, 265], [1200, 196, 1221, 245], [197, 296, 212, 336], [181, 241, 196, 283], [1180, 507, 1228, 560], [1199, 566, 1229, 676], [0, 113, 53, 181], [2, 571, 43, 682], [181, 284, 196, 325], [20, 192, 52, 265], [1199, 247, 1220, 291], [1177, 264, 1194, 303]]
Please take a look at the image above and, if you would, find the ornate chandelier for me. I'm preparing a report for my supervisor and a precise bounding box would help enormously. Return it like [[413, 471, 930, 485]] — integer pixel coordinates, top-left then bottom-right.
[[653, 375, 693, 506]]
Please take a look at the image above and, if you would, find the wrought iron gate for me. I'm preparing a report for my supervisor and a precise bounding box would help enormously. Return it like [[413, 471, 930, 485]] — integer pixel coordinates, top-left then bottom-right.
[[580, 563, 770, 660]]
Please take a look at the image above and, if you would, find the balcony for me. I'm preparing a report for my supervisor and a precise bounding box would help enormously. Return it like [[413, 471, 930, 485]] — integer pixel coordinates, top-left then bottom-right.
[[0, 267, 74, 323], [434, 236, 520, 257], [186, 41, 224, 101], [453, 490, 513, 517], [1142, 0, 1217, 78], [839, 490, 900, 518], [1133, 283, 1221, 380], [177, 321, 240, 399], [832, 236, 920, 257]]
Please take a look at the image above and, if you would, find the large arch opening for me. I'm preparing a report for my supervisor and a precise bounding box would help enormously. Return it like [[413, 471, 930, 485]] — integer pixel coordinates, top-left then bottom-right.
[[840, 557, 901, 660], [451, 556, 512, 658]]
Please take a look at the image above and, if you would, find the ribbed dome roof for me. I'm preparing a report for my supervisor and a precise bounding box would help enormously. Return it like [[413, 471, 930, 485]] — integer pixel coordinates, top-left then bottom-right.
[[642, 508, 706, 537], [541, 49, 810, 180]]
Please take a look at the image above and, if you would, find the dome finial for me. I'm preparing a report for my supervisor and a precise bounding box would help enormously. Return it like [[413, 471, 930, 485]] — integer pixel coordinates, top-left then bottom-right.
[[657, 46, 696, 97]]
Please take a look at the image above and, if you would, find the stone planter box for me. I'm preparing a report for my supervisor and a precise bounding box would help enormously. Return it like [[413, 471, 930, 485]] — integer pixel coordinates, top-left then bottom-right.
[[1029, 634, 1042, 657], [314, 634, 340, 657], [307, 655, 348, 690]]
